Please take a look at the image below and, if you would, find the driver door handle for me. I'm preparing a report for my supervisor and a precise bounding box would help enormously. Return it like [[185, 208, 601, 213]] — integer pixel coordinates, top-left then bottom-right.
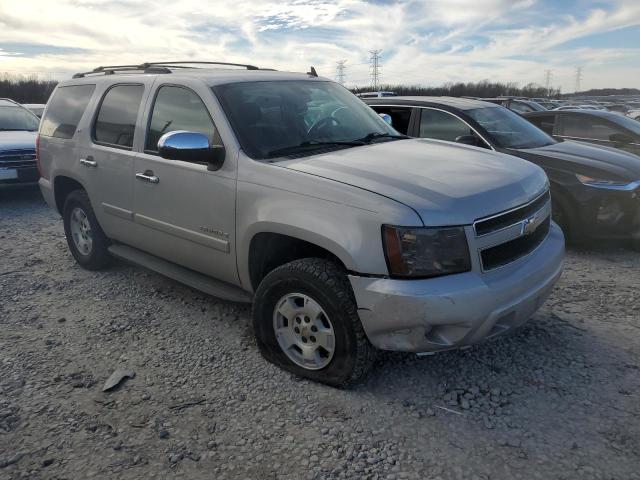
[[135, 171, 160, 184], [80, 156, 97, 168]]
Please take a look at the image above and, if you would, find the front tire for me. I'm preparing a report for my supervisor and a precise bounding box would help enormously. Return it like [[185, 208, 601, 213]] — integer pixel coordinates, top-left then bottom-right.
[[62, 189, 112, 270], [252, 258, 376, 387]]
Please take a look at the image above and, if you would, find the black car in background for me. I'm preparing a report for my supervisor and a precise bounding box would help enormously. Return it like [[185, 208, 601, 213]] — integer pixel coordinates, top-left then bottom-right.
[[523, 110, 640, 157], [366, 97, 640, 246]]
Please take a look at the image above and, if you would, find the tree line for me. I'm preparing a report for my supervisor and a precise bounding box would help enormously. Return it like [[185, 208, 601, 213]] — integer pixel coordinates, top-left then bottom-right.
[[1, 71, 636, 104], [0, 73, 58, 103], [352, 80, 561, 98]]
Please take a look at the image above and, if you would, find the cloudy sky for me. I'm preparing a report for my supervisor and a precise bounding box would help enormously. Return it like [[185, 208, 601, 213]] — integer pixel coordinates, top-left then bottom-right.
[[0, 0, 638, 91]]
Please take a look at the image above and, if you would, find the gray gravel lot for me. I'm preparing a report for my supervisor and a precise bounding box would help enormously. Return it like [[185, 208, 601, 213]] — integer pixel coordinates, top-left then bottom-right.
[[1, 185, 640, 480]]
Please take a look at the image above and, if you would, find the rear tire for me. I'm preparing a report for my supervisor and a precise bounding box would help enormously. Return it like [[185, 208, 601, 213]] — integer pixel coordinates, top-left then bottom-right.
[[62, 189, 112, 270], [252, 258, 376, 387]]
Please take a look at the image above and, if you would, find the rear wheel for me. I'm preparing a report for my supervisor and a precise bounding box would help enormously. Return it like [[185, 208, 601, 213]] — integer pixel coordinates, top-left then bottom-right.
[[62, 189, 112, 270], [252, 258, 376, 387]]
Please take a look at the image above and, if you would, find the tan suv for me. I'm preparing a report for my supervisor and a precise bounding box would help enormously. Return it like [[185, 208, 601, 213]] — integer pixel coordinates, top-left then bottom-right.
[[38, 62, 564, 386]]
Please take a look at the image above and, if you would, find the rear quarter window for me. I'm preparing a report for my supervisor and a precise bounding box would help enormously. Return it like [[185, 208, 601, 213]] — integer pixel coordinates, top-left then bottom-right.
[[40, 84, 95, 139]]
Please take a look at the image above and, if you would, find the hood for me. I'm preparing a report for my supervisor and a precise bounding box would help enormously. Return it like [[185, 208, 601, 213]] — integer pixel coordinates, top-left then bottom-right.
[[516, 140, 640, 181], [280, 138, 548, 226], [0, 130, 37, 151]]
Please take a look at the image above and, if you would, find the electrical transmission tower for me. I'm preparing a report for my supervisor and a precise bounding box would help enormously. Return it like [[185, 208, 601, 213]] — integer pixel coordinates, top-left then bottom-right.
[[336, 60, 347, 85], [574, 66, 583, 93], [544, 70, 552, 96], [369, 49, 382, 92]]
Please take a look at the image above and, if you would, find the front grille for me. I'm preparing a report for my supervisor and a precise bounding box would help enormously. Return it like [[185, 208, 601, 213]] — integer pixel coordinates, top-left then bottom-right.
[[481, 216, 550, 270], [474, 189, 552, 271], [0, 149, 36, 169], [474, 190, 550, 236]]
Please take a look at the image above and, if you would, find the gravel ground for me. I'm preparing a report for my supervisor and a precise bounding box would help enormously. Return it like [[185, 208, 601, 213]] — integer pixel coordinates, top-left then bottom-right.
[[1, 185, 640, 480]]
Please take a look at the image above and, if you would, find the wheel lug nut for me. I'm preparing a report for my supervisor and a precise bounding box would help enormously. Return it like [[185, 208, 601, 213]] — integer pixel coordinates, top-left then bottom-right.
[[310, 336, 316, 343], [311, 326, 317, 332], [296, 318, 301, 324], [294, 327, 300, 334], [301, 337, 307, 343], [304, 317, 310, 323]]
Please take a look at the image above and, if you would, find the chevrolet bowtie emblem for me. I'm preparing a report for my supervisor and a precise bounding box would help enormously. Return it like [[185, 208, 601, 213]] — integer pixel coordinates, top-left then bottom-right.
[[521, 214, 540, 236]]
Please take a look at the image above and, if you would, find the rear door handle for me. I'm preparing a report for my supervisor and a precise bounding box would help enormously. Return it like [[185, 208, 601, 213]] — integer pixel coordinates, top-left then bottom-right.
[[135, 171, 160, 184], [80, 157, 97, 168]]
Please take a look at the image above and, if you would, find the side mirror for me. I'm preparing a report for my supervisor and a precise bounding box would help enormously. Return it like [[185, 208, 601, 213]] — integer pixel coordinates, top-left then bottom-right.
[[378, 113, 392, 126], [158, 131, 225, 171], [609, 133, 633, 144], [455, 135, 480, 146]]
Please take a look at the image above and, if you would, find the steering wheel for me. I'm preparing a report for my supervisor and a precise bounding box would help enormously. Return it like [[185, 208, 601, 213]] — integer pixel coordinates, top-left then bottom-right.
[[307, 115, 343, 138]]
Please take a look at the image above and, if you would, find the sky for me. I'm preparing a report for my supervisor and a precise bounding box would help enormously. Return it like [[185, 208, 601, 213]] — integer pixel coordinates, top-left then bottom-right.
[[0, 0, 639, 91]]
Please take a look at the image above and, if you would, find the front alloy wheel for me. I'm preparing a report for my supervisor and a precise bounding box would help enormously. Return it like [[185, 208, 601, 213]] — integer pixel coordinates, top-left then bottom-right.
[[273, 293, 336, 370], [252, 258, 376, 387]]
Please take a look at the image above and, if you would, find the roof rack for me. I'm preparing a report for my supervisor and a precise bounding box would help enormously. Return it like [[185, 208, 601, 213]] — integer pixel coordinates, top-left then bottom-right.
[[72, 61, 261, 78]]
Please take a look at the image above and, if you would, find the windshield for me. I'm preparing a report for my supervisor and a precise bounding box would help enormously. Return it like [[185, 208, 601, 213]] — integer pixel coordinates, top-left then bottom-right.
[[214, 80, 400, 159], [466, 106, 555, 149], [0, 106, 40, 131]]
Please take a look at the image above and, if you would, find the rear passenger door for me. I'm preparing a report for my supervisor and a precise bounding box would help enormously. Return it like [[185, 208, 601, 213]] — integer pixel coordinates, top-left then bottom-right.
[[131, 83, 239, 285], [556, 114, 618, 149], [80, 81, 152, 245]]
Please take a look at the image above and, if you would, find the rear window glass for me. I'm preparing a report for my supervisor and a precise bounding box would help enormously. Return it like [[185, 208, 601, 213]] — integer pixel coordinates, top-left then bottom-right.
[[40, 84, 95, 139], [94, 84, 144, 148]]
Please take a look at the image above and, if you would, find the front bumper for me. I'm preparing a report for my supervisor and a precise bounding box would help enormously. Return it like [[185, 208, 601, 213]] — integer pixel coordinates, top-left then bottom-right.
[[570, 182, 640, 241], [0, 166, 38, 185], [349, 222, 564, 353]]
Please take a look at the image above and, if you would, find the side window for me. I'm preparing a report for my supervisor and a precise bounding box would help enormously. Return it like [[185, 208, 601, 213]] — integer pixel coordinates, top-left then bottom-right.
[[94, 85, 144, 148], [40, 84, 95, 139], [528, 115, 555, 135], [419, 109, 472, 142], [371, 106, 412, 135], [146, 86, 219, 152], [561, 115, 619, 140]]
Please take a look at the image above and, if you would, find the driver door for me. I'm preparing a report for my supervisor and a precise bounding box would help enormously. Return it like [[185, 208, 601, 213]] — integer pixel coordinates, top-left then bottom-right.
[[130, 83, 239, 286]]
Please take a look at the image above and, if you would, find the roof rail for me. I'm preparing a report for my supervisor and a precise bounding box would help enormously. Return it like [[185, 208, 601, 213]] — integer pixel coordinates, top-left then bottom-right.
[[142, 61, 260, 70], [72, 61, 261, 78]]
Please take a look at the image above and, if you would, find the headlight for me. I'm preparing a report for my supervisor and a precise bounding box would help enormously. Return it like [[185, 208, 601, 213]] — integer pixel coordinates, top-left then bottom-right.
[[575, 174, 629, 187], [382, 225, 471, 278]]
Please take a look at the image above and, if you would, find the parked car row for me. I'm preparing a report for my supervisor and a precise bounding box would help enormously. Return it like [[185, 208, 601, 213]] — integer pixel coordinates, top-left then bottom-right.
[[3, 61, 638, 385]]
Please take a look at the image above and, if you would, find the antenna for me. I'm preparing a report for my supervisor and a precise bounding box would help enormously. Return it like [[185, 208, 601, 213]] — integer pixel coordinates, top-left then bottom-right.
[[369, 50, 382, 92], [336, 60, 347, 85]]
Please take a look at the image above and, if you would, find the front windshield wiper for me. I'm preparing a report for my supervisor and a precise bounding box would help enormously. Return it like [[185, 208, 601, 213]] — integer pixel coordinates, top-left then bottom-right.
[[266, 140, 365, 158], [0, 128, 34, 131], [355, 132, 409, 143]]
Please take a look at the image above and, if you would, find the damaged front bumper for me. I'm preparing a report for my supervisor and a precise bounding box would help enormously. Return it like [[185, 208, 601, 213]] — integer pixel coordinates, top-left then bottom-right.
[[349, 222, 565, 353]]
